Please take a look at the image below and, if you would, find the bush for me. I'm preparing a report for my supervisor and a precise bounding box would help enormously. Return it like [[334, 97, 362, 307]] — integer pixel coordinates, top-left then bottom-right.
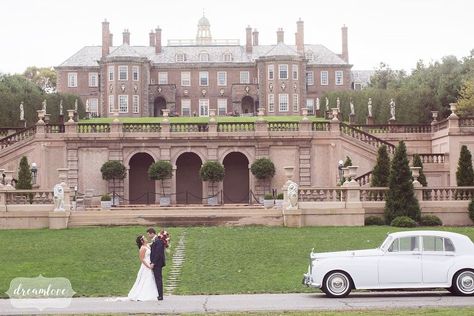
[[371, 145, 390, 187], [456, 145, 474, 186], [148, 160, 173, 195], [276, 193, 284, 199], [251, 158, 276, 194], [100, 161, 126, 181], [16, 156, 32, 190], [469, 199, 474, 223], [419, 215, 443, 226], [390, 216, 417, 227], [264, 193, 274, 200], [365, 216, 385, 226], [200, 161, 225, 195], [101, 194, 111, 201]]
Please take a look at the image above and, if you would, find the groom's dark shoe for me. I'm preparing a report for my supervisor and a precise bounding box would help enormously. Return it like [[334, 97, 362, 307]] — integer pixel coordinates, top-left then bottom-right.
[[158, 296, 163, 301]]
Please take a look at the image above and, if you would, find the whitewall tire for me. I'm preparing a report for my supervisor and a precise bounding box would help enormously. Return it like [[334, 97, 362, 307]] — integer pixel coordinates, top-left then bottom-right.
[[322, 271, 352, 298]]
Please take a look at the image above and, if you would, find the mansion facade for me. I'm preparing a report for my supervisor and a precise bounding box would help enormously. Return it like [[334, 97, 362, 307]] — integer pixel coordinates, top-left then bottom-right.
[[56, 16, 352, 117]]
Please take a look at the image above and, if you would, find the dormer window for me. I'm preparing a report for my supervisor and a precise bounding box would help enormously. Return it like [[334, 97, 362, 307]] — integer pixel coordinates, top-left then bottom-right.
[[305, 51, 314, 61], [199, 51, 210, 62], [223, 52, 232, 62], [176, 53, 186, 62]]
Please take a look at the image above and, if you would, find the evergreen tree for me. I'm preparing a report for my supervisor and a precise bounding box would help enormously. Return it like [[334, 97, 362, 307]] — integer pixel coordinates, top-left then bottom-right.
[[371, 145, 390, 187], [16, 156, 32, 190], [343, 156, 352, 167], [456, 145, 474, 186], [384, 141, 421, 223], [412, 154, 428, 186]]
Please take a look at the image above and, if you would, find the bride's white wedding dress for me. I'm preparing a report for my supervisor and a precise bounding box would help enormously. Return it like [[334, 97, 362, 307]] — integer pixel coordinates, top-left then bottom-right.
[[127, 247, 158, 301]]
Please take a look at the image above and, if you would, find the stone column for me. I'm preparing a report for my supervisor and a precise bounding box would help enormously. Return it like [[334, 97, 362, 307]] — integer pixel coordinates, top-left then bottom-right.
[[208, 109, 217, 136], [171, 165, 177, 205]]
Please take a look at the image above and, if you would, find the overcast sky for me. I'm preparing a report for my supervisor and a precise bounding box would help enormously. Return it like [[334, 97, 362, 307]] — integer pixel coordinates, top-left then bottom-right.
[[1, 0, 473, 74]]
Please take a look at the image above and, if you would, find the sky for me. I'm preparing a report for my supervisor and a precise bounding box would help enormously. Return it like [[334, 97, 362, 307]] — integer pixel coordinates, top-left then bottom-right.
[[1, 0, 473, 74]]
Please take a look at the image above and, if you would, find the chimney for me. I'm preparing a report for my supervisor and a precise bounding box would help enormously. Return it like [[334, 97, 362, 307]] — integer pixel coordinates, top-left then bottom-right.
[[277, 28, 284, 44], [101, 19, 110, 57], [296, 18, 304, 55], [252, 29, 259, 46], [109, 33, 113, 47], [245, 26, 252, 53], [341, 25, 349, 62], [122, 29, 130, 45], [155, 27, 162, 54], [149, 30, 156, 47]]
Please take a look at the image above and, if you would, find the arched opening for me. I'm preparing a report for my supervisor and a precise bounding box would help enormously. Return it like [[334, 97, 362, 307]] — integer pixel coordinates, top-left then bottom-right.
[[129, 153, 155, 204], [153, 96, 167, 117], [223, 152, 249, 204], [241, 96, 255, 114], [176, 152, 203, 204]]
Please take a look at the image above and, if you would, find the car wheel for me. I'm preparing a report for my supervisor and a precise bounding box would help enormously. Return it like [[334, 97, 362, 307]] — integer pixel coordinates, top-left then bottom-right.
[[322, 271, 352, 298], [453, 270, 474, 296]]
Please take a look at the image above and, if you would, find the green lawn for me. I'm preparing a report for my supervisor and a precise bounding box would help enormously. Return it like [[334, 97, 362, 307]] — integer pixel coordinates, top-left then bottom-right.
[[184, 309, 474, 316], [1, 226, 473, 298]]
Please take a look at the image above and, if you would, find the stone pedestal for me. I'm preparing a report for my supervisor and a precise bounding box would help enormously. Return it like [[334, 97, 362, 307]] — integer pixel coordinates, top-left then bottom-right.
[[388, 118, 396, 125], [48, 211, 70, 229], [255, 120, 268, 137], [366, 116, 374, 125], [349, 114, 356, 124]]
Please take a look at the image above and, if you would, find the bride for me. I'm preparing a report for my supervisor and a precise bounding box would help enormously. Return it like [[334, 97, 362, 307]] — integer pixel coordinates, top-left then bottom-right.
[[127, 235, 158, 301]]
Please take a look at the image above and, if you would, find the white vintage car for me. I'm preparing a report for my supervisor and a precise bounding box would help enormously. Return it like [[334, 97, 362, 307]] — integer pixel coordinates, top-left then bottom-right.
[[303, 231, 474, 297]]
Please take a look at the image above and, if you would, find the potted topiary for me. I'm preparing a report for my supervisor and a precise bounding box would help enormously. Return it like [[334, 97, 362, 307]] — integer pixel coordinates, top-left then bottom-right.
[[263, 193, 274, 209], [250, 158, 276, 203], [100, 160, 127, 206], [200, 161, 225, 205], [148, 160, 173, 207], [275, 193, 284, 209], [101, 194, 112, 209]]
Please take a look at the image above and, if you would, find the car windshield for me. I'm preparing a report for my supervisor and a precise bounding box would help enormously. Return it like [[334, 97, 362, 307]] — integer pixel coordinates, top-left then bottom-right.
[[380, 235, 393, 251]]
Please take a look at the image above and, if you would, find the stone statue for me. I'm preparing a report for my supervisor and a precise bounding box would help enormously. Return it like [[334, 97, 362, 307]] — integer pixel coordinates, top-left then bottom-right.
[[350, 99, 355, 115], [42, 99, 47, 113], [19, 102, 24, 121], [325, 97, 329, 111], [74, 99, 78, 112], [287, 180, 299, 209], [315, 97, 320, 111], [59, 99, 64, 116], [53, 183, 65, 211], [390, 98, 396, 120], [336, 97, 341, 110], [368, 98, 373, 117]]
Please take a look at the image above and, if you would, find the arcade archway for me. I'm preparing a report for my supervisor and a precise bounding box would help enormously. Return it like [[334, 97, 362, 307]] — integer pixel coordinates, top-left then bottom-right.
[[223, 152, 249, 203], [176, 152, 203, 204], [241, 96, 255, 114], [153, 96, 167, 117], [129, 153, 155, 204]]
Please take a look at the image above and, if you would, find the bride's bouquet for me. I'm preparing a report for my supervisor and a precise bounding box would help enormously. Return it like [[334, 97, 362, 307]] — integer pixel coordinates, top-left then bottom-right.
[[158, 230, 171, 248]]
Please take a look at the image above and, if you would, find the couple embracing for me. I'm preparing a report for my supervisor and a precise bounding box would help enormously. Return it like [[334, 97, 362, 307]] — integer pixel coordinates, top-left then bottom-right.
[[128, 227, 170, 301]]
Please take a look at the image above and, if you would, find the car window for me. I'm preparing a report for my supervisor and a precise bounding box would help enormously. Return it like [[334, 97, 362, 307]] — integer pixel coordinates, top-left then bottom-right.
[[388, 237, 419, 252], [423, 236, 444, 251], [444, 238, 455, 252]]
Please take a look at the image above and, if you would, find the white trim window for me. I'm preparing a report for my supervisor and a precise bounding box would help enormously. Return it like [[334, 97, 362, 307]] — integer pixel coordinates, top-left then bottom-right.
[[240, 71, 250, 84], [306, 71, 314, 85], [118, 95, 128, 113], [217, 98, 227, 116], [108, 95, 115, 113], [335, 70, 343, 85], [306, 98, 315, 115], [279, 93, 289, 112], [132, 66, 139, 81], [86, 98, 98, 114], [67, 72, 77, 87], [176, 53, 186, 62], [118, 66, 128, 81], [108, 66, 114, 81], [268, 64, 274, 80], [292, 65, 298, 80], [321, 71, 329, 85], [181, 71, 191, 86], [199, 51, 209, 62], [217, 71, 227, 86], [268, 94, 275, 113], [181, 99, 191, 116], [132, 95, 139, 113], [293, 94, 299, 112], [223, 52, 232, 61], [199, 71, 209, 86], [279, 64, 288, 80], [199, 99, 209, 117], [88, 72, 98, 87], [158, 72, 168, 84]]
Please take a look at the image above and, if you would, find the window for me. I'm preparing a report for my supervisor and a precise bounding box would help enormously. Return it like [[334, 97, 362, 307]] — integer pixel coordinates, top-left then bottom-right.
[[444, 238, 455, 252], [306, 71, 314, 85], [199, 52, 209, 62], [268, 94, 275, 112], [181, 72, 191, 86], [279, 64, 288, 80], [335, 70, 343, 85], [181, 99, 191, 117], [268, 65, 274, 80], [240, 71, 250, 84], [67, 73, 77, 87], [217, 71, 227, 86], [223, 52, 232, 61], [108, 95, 115, 113], [199, 71, 209, 86], [158, 72, 168, 84], [132, 95, 139, 113], [176, 53, 185, 62], [292, 65, 298, 80], [118, 66, 128, 81], [293, 94, 299, 112], [321, 71, 328, 85], [118, 95, 128, 113], [388, 237, 420, 252], [423, 236, 454, 252], [217, 98, 227, 116], [279, 94, 289, 112], [306, 99, 315, 115], [88, 72, 98, 87], [305, 51, 314, 61], [199, 99, 209, 117], [86, 98, 98, 114], [132, 66, 139, 81], [108, 66, 114, 81]]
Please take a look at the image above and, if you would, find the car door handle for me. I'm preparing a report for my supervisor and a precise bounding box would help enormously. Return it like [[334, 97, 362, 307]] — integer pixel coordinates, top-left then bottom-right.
[[412, 252, 421, 255]]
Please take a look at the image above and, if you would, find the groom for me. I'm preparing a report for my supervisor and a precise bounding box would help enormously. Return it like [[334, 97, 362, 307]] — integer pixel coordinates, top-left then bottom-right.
[[147, 227, 165, 300]]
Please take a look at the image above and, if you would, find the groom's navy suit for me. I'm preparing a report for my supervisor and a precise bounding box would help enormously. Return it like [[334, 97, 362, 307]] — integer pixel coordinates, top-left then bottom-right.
[[150, 237, 166, 299]]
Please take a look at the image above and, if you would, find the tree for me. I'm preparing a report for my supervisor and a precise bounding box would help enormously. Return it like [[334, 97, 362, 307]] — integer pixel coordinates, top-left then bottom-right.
[[250, 158, 275, 194], [200, 161, 225, 195], [100, 161, 127, 205], [343, 156, 352, 167], [384, 141, 421, 223], [371, 145, 390, 187], [412, 154, 428, 186], [457, 79, 474, 116], [148, 160, 173, 196], [456, 145, 474, 186], [23, 66, 57, 93], [16, 156, 32, 190]]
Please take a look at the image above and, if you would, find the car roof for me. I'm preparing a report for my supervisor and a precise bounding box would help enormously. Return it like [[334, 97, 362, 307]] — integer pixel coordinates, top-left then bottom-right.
[[387, 230, 467, 239]]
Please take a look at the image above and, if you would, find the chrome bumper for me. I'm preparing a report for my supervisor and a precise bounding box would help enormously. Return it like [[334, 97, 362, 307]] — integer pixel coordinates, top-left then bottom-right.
[[302, 273, 320, 288]]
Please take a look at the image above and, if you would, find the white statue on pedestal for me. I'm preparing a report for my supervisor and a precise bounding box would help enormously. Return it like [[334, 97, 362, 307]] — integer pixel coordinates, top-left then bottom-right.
[[59, 99, 64, 116], [19, 102, 24, 121], [350, 99, 355, 115], [315, 97, 320, 111], [53, 184, 65, 211], [42, 99, 47, 113], [390, 98, 396, 120], [287, 181, 299, 209], [325, 97, 329, 111], [336, 97, 341, 110], [368, 98, 373, 117]]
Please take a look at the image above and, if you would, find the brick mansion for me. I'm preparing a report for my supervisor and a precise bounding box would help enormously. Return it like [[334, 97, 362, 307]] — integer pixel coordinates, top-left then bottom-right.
[[56, 16, 352, 117]]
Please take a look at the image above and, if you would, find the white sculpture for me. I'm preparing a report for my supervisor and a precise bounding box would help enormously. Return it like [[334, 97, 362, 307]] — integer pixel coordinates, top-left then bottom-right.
[[19, 102, 24, 121], [368, 98, 373, 117], [325, 97, 329, 111], [287, 181, 299, 209], [336, 97, 341, 110], [59, 99, 64, 116], [53, 184, 65, 211], [390, 98, 396, 120], [42, 99, 47, 113], [350, 99, 355, 115], [74, 99, 78, 112], [315, 97, 320, 111]]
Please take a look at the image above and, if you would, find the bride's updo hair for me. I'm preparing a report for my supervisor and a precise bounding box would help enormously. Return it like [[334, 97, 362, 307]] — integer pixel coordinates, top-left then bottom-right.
[[136, 235, 144, 249]]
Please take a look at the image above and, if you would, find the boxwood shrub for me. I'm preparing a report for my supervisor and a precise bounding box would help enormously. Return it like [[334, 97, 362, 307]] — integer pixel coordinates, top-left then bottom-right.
[[391, 216, 417, 227]]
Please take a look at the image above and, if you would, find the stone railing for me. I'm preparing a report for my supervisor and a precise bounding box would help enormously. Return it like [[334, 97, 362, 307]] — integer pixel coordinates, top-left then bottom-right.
[[339, 123, 396, 153], [123, 123, 161, 133], [1, 190, 54, 204], [0, 127, 26, 138], [360, 187, 389, 201], [0, 126, 36, 150], [268, 122, 299, 132], [433, 118, 449, 131], [351, 124, 432, 134], [355, 171, 372, 186], [416, 153, 447, 164], [217, 122, 255, 132], [312, 122, 330, 131], [299, 187, 347, 202], [170, 123, 209, 132], [460, 117, 474, 127], [77, 123, 111, 133], [421, 187, 474, 201], [45, 124, 65, 133]]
